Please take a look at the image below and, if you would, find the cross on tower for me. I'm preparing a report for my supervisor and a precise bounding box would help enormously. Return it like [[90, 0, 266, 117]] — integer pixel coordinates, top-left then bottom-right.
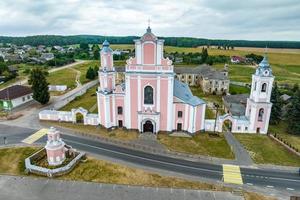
[[148, 19, 151, 27]]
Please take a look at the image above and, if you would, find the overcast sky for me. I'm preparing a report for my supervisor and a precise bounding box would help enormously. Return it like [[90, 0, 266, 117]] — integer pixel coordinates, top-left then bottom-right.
[[0, 0, 299, 41]]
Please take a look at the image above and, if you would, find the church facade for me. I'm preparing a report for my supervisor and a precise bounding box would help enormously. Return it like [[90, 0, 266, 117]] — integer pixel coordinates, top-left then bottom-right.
[[97, 27, 206, 134]]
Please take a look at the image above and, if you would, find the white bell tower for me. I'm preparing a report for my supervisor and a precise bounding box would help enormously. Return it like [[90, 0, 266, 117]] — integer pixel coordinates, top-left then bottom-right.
[[245, 55, 274, 134]]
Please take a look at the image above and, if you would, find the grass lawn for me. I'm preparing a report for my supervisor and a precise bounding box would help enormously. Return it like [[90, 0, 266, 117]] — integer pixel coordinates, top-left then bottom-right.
[[234, 134, 300, 166], [60, 85, 98, 113], [0, 147, 40, 175], [269, 121, 300, 151], [157, 133, 234, 159], [47, 68, 77, 89], [229, 84, 250, 95], [43, 121, 138, 141]]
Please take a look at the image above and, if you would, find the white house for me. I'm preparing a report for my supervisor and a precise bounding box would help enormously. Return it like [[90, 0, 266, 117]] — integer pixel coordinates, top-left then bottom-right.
[[0, 85, 33, 110]]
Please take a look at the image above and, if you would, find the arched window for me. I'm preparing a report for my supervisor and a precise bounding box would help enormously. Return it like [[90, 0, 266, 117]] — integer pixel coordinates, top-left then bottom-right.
[[261, 83, 267, 92], [144, 86, 153, 104], [258, 108, 264, 121]]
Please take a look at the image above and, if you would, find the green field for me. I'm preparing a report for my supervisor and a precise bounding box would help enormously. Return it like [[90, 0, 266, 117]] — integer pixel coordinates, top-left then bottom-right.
[[60, 85, 98, 113], [158, 133, 234, 159], [234, 134, 300, 166]]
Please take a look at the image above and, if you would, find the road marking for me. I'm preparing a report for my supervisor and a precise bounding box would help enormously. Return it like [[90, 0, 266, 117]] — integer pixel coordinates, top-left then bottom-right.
[[64, 138, 300, 185], [246, 183, 253, 186], [287, 188, 294, 191], [222, 164, 243, 185], [22, 128, 48, 144], [266, 185, 274, 188]]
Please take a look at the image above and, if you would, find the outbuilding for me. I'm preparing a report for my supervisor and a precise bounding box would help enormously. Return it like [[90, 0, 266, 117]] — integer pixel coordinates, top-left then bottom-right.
[[0, 85, 33, 110]]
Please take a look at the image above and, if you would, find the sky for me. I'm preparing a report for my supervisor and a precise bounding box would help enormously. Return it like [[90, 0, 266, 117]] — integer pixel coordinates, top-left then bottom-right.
[[0, 0, 299, 41]]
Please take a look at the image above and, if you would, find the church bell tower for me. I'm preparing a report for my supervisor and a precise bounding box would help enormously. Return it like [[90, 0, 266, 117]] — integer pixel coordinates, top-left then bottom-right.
[[245, 55, 274, 134], [99, 40, 116, 93]]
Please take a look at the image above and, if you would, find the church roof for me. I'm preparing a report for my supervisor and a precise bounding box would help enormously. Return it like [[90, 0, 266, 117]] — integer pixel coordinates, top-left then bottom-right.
[[223, 94, 249, 116], [255, 55, 273, 77], [141, 26, 157, 41], [173, 79, 205, 106], [101, 40, 113, 53]]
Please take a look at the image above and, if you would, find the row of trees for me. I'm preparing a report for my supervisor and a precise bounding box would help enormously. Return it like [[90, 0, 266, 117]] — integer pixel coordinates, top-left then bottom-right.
[[270, 83, 300, 135], [1, 35, 300, 49], [166, 48, 230, 65]]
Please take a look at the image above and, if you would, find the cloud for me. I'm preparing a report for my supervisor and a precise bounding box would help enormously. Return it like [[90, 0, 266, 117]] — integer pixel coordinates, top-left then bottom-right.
[[0, 0, 299, 40]]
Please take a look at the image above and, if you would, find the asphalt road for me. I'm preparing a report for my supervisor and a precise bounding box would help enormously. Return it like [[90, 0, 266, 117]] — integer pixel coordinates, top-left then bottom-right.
[[0, 124, 300, 196]]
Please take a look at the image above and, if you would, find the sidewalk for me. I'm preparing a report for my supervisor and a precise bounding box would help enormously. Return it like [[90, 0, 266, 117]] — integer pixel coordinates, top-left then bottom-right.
[[224, 132, 253, 166], [0, 175, 244, 200]]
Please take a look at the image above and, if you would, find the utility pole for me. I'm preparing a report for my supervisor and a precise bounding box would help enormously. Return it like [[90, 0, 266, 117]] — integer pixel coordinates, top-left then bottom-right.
[[213, 103, 220, 135]]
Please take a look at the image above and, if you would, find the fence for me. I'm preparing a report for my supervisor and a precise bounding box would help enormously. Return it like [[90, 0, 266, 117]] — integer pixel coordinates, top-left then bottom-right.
[[269, 133, 300, 157], [25, 148, 86, 177]]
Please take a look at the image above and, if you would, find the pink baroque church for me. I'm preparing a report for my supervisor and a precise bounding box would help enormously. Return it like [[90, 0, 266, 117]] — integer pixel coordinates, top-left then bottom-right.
[[97, 26, 206, 134]]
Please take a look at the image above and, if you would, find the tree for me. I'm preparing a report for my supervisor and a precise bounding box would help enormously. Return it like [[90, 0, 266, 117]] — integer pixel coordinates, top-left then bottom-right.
[[292, 83, 299, 93], [93, 65, 99, 77], [79, 43, 89, 50], [86, 66, 95, 80], [201, 48, 208, 63], [270, 82, 282, 125], [92, 44, 100, 60], [28, 68, 50, 104], [286, 89, 300, 135]]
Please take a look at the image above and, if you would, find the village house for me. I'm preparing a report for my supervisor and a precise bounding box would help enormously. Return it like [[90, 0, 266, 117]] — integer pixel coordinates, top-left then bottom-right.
[[40, 53, 55, 62], [174, 64, 229, 95], [0, 85, 33, 110], [230, 56, 246, 64]]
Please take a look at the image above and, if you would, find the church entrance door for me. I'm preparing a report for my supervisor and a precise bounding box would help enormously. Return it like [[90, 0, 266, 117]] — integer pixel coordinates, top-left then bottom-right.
[[143, 120, 154, 133]]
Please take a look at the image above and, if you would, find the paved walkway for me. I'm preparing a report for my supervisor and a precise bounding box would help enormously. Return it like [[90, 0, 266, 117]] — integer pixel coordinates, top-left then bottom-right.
[[133, 132, 166, 151], [224, 132, 253, 166], [0, 175, 244, 200]]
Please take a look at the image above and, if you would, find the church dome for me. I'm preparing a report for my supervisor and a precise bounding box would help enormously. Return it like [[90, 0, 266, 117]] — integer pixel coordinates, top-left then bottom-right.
[[101, 40, 113, 53], [255, 55, 273, 77]]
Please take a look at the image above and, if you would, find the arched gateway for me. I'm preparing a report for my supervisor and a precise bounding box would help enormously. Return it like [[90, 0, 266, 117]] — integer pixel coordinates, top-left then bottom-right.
[[143, 120, 154, 133]]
